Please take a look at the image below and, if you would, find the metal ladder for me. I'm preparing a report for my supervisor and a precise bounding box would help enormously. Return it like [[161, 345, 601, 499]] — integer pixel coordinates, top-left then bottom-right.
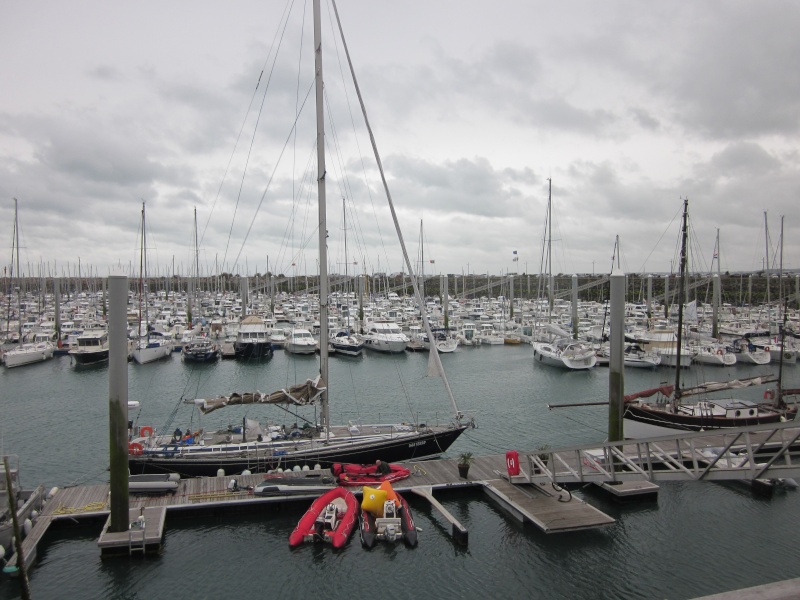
[[129, 514, 146, 555]]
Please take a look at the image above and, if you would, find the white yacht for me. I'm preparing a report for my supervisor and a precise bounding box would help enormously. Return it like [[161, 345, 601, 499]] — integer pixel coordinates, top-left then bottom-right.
[[363, 319, 408, 353]]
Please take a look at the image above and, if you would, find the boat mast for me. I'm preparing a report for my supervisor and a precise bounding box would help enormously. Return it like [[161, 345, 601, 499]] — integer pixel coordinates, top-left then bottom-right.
[[673, 197, 688, 405], [547, 178, 553, 316], [139, 202, 149, 345], [764, 211, 771, 309], [420, 220, 425, 299], [11, 198, 23, 346], [313, 0, 330, 435], [777, 215, 785, 406]]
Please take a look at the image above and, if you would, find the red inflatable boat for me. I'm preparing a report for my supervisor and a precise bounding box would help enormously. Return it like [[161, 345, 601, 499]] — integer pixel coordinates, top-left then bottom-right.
[[288, 487, 359, 549], [333, 462, 411, 486]]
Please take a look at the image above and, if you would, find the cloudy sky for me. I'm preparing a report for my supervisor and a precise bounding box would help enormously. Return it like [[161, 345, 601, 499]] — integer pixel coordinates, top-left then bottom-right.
[[1, 1, 798, 282]]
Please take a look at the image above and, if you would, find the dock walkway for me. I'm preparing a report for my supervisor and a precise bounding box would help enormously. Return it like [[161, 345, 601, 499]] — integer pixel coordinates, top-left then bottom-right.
[[6, 453, 617, 570]]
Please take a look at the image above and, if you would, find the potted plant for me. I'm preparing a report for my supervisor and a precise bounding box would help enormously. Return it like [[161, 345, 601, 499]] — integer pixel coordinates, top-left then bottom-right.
[[457, 452, 473, 478], [534, 444, 550, 473]]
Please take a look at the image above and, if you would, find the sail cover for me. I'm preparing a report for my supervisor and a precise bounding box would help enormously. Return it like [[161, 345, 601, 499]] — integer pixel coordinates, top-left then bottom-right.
[[193, 375, 327, 415]]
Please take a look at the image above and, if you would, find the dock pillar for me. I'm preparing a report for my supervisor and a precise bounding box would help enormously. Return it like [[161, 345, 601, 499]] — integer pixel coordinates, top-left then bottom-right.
[[608, 273, 625, 442], [108, 273, 129, 534]]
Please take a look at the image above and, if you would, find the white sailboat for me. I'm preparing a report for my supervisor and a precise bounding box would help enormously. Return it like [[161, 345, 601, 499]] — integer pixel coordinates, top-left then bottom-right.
[[127, 1, 472, 477], [132, 202, 172, 365], [2, 199, 55, 369], [531, 180, 596, 370]]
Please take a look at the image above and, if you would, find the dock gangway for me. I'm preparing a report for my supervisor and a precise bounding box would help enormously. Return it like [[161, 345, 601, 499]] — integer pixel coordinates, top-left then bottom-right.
[[520, 421, 800, 486]]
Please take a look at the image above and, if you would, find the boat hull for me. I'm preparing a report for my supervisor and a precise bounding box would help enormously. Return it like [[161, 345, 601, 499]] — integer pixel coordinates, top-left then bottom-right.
[[234, 341, 274, 360], [3, 343, 54, 368], [70, 349, 110, 365], [360, 491, 417, 548], [624, 403, 795, 437], [132, 341, 173, 364], [128, 424, 468, 478], [288, 487, 358, 549]]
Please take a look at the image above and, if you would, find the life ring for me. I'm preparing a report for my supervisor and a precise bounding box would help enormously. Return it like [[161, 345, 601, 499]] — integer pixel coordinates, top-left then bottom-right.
[[764, 346, 770, 352], [716, 349, 723, 356], [785, 352, 793, 360], [764, 389, 775, 401], [128, 442, 144, 456], [140, 426, 154, 437]]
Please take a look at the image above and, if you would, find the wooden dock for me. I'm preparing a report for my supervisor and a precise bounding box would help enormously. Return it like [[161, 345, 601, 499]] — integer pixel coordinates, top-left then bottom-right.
[[7, 453, 619, 571]]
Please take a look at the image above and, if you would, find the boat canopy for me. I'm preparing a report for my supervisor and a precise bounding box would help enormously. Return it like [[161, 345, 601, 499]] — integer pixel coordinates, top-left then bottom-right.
[[193, 376, 327, 414]]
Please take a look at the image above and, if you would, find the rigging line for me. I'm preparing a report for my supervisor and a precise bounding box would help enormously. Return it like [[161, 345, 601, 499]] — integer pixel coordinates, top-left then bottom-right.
[[273, 140, 317, 275], [200, 0, 295, 251], [230, 79, 316, 273], [224, 6, 298, 274], [291, 0, 308, 271], [332, 0, 462, 419], [635, 202, 683, 274], [325, 2, 389, 276]]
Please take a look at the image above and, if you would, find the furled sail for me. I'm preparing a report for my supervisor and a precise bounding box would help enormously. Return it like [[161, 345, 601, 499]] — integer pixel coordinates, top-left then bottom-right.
[[192, 376, 327, 415]]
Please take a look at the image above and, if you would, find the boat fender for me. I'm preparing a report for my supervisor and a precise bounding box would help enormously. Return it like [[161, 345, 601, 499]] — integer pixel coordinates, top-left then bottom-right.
[[23, 519, 32, 536], [292, 465, 301, 472], [217, 469, 225, 478], [302, 465, 310, 471], [314, 464, 321, 471], [140, 426, 154, 438], [241, 470, 252, 476], [48, 487, 59, 499], [31, 510, 39, 520], [764, 389, 775, 401], [361, 487, 388, 517]]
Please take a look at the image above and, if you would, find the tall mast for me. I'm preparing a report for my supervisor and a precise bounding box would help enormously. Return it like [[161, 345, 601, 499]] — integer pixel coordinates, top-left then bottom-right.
[[764, 211, 771, 309], [673, 197, 688, 404], [419, 220, 425, 299], [777, 215, 785, 405], [313, 0, 330, 435], [547, 178, 553, 315], [13, 198, 21, 346]]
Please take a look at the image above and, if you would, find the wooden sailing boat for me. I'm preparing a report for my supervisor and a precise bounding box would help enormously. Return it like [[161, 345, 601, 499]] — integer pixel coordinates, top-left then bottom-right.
[[127, 0, 472, 477], [623, 199, 797, 437]]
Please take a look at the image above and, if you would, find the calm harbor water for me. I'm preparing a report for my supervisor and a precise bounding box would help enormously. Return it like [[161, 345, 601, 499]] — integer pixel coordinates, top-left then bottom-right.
[[2, 345, 799, 599]]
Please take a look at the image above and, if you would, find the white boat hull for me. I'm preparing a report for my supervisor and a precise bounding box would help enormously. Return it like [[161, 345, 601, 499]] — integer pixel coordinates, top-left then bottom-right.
[[3, 343, 54, 368], [132, 340, 173, 364]]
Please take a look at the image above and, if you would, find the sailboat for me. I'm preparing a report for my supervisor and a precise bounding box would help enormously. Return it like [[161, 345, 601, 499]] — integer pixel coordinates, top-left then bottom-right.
[[131, 202, 172, 365], [531, 180, 596, 370], [623, 199, 797, 437], [2, 199, 55, 369], [329, 199, 364, 356], [127, 1, 472, 477]]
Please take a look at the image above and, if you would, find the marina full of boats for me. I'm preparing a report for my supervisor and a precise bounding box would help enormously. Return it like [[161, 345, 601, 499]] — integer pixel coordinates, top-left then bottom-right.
[[3, 274, 798, 369]]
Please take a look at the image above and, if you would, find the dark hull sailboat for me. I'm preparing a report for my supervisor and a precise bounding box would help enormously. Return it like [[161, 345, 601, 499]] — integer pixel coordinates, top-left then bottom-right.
[[128, 2, 472, 478], [623, 379, 796, 437], [623, 199, 796, 437], [128, 424, 467, 477]]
